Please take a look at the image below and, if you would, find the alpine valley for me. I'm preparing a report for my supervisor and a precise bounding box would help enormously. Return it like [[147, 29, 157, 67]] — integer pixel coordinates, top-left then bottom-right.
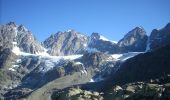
[[0, 22, 170, 100]]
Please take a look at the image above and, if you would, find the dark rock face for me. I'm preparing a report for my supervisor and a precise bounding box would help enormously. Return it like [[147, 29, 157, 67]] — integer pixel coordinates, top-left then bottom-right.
[[16, 25, 44, 54], [0, 22, 17, 50], [0, 22, 45, 54], [118, 27, 148, 52], [81, 52, 109, 68], [64, 61, 84, 74], [43, 30, 88, 56], [88, 33, 120, 54], [149, 23, 170, 50], [110, 44, 170, 86], [0, 48, 14, 69]]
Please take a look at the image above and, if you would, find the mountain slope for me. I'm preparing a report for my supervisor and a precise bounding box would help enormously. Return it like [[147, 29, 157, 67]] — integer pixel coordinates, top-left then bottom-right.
[[88, 33, 120, 54], [50, 42, 170, 100], [118, 27, 148, 52], [43, 30, 88, 56], [0, 22, 45, 54], [149, 23, 170, 50], [108, 44, 170, 87], [1, 22, 170, 100]]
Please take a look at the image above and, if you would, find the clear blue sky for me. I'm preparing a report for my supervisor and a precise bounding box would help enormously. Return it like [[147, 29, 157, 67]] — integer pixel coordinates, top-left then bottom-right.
[[0, 0, 170, 42]]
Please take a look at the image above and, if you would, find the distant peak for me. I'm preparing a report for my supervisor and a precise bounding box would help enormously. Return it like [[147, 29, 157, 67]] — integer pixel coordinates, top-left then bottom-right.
[[66, 29, 75, 33], [132, 26, 146, 34], [123, 26, 146, 39], [134, 26, 144, 30], [152, 29, 159, 33], [7, 22, 17, 27], [91, 32, 100, 39], [91, 32, 100, 37], [18, 24, 28, 32]]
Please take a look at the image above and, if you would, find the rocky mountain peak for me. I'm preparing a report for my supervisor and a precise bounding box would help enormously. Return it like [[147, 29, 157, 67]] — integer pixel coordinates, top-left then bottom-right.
[[66, 29, 75, 33], [90, 33, 100, 40], [0, 23, 45, 54], [125, 26, 146, 38], [88, 32, 120, 54], [149, 22, 170, 50], [134, 26, 144, 30], [43, 30, 88, 56], [17, 25, 28, 32], [6, 22, 17, 27], [118, 26, 148, 52]]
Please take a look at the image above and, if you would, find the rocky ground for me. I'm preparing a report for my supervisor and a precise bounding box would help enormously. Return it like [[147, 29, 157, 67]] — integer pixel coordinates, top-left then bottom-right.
[[52, 76, 170, 100]]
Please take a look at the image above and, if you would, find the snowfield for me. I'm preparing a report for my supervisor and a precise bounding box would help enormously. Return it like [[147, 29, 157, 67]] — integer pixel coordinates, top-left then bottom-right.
[[11, 45, 83, 73], [11, 44, 142, 74], [99, 35, 117, 44]]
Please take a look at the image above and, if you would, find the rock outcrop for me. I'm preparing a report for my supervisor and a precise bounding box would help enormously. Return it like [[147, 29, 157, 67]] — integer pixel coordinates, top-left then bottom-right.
[[43, 30, 88, 56], [149, 23, 170, 50], [118, 27, 148, 52], [0, 22, 45, 54], [88, 33, 119, 54]]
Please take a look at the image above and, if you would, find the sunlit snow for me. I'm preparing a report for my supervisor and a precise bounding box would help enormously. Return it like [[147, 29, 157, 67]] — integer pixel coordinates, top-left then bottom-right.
[[12, 46, 21, 55], [99, 35, 109, 41], [146, 39, 150, 51], [99, 35, 117, 44], [75, 62, 83, 65], [111, 54, 123, 59], [89, 79, 94, 82]]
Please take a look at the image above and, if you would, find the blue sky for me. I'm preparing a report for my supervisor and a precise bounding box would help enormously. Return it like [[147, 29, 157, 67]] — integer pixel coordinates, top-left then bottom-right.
[[0, 0, 170, 42]]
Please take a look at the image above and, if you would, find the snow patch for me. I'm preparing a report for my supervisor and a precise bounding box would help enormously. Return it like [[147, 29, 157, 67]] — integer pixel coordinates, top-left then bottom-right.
[[12, 45, 33, 56], [36, 48, 50, 57], [12, 65, 19, 68], [81, 69, 87, 75], [12, 45, 83, 73], [99, 35, 117, 44], [39, 59, 56, 73], [89, 79, 94, 82], [9, 64, 19, 71], [12, 46, 21, 55], [13, 27, 18, 37], [9, 68, 16, 71], [12, 42, 17, 45], [16, 59, 21, 63], [146, 38, 150, 51], [111, 54, 123, 59], [120, 52, 143, 61], [83, 43, 87, 47], [109, 52, 142, 61], [66, 29, 72, 32], [99, 35, 109, 41], [94, 76, 104, 82], [36, 55, 83, 73], [106, 54, 123, 61], [75, 62, 83, 65], [62, 55, 83, 60], [111, 41, 118, 44]]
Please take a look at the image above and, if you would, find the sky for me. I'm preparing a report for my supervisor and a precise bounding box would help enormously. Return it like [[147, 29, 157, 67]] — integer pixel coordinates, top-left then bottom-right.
[[0, 0, 170, 42]]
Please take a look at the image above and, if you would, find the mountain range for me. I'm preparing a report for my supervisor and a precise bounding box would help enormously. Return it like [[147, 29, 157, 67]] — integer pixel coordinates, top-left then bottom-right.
[[0, 22, 170, 100]]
